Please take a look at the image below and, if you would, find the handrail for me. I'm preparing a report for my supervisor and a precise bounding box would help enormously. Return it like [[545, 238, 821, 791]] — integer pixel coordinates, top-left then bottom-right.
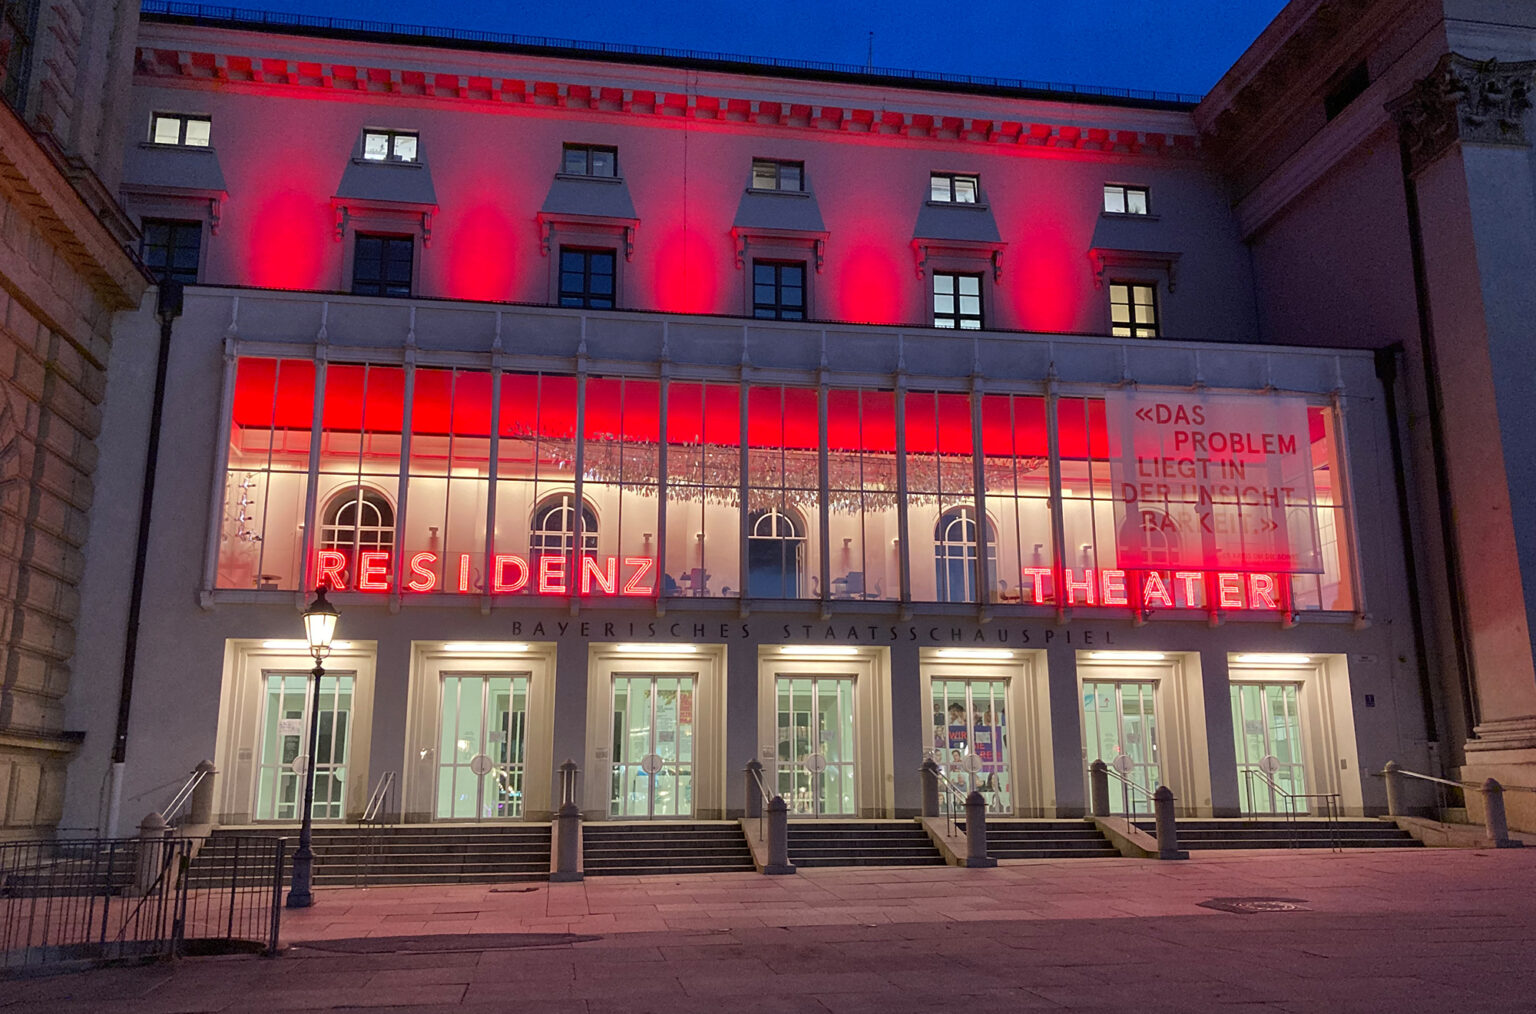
[[355, 770, 396, 888], [747, 763, 774, 840], [1100, 763, 1155, 817], [1241, 769, 1341, 850], [1379, 765, 1536, 794], [361, 771, 396, 825], [933, 767, 969, 837], [161, 767, 209, 827]]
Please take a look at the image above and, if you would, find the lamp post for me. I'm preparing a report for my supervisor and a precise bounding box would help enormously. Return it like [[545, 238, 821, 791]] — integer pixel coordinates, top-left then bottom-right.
[[286, 585, 339, 909]]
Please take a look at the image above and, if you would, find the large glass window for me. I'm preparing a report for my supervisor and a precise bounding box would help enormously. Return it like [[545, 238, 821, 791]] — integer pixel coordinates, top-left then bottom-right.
[[933, 273, 983, 329], [559, 247, 616, 309], [140, 219, 201, 284], [906, 391, 976, 601], [217, 357, 314, 591], [665, 380, 741, 598], [315, 363, 404, 588], [494, 372, 579, 595], [827, 389, 898, 601], [746, 386, 820, 599], [981, 393, 1052, 604], [403, 369, 491, 594], [752, 261, 806, 320], [1289, 406, 1354, 612], [580, 376, 659, 594]]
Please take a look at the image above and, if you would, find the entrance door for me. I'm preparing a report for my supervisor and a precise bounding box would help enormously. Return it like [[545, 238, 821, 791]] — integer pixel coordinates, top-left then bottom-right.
[[930, 679, 1012, 814], [255, 671, 354, 821], [436, 675, 530, 820], [610, 676, 695, 818], [1231, 682, 1306, 813], [1081, 680, 1159, 815], [775, 677, 856, 817]]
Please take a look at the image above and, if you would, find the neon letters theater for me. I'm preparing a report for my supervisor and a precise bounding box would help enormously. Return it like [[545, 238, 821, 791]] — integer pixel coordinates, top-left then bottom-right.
[[71, 5, 1439, 841]]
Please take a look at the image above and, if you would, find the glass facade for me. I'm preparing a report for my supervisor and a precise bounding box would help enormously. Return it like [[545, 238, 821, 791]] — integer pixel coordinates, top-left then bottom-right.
[[216, 357, 1357, 613]]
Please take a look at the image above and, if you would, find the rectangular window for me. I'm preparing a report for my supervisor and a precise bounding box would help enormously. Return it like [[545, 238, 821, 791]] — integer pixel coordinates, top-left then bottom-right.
[[559, 247, 616, 309], [1103, 184, 1150, 215], [905, 390, 977, 602], [352, 234, 414, 297], [929, 173, 979, 204], [751, 159, 804, 191], [151, 112, 211, 147], [933, 272, 983, 329], [752, 260, 806, 320], [362, 129, 419, 162], [140, 219, 202, 284], [562, 144, 618, 178], [1109, 283, 1158, 338], [666, 380, 742, 599]]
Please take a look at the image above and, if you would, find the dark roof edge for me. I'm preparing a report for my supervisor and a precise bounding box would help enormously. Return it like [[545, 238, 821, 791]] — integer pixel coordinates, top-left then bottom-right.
[[139, 3, 1203, 112]]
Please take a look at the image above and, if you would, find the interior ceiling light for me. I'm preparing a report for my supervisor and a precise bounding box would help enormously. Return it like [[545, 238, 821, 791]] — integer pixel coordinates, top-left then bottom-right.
[[1086, 651, 1167, 661], [442, 642, 529, 653], [779, 646, 860, 657], [933, 648, 1014, 660], [615, 643, 699, 654], [1233, 653, 1313, 665]]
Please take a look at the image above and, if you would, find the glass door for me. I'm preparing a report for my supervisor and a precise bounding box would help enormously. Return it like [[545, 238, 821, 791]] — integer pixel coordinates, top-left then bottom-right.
[[930, 679, 1012, 814], [1081, 680, 1159, 816], [610, 675, 695, 818], [436, 675, 530, 820], [775, 677, 856, 817], [255, 671, 353, 821], [1231, 682, 1306, 814]]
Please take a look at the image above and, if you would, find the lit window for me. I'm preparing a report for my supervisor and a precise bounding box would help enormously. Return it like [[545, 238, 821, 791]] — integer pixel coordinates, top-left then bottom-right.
[[352, 234, 414, 297], [752, 261, 805, 320], [362, 130, 419, 162], [151, 113, 211, 147], [751, 159, 804, 192], [562, 144, 618, 178], [1110, 282, 1158, 338], [930, 173, 979, 204], [140, 219, 201, 284], [530, 493, 598, 564], [320, 486, 396, 576], [559, 247, 616, 308], [934, 507, 997, 603], [933, 272, 983, 329], [1104, 184, 1150, 215]]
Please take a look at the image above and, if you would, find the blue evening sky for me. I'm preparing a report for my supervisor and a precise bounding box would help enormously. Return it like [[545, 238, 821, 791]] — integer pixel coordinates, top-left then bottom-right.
[[226, 1, 1290, 97]]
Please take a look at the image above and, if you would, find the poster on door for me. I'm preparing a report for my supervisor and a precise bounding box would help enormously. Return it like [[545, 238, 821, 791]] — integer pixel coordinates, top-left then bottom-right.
[[1104, 391, 1323, 573]]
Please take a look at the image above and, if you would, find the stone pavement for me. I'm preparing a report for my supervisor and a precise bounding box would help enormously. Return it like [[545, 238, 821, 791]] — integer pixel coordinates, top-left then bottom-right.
[[2, 847, 1535, 1012]]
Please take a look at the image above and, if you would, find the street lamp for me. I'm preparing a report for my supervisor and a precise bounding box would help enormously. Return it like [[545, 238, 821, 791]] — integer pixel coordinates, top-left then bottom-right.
[[286, 585, 340, 909]]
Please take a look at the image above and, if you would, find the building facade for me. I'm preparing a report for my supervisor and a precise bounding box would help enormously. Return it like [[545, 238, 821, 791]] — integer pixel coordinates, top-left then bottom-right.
[[57, 1, 1536, 837], [0, 0, 146, 838]]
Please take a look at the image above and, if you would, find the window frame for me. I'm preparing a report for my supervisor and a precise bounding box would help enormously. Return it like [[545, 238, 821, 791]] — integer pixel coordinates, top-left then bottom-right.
[[751, 259, 807, 320], [350, 232, 416, 298], [361, 129, 420, 163], [560, 143, 620, 179], [150, 112, 212, 147], [558, 246, 619, 309], [931, 271, 985, 330], [1103, 184, 1152, 216], [750, 158, 805, 193], [1109, 281, 1160, 338], [139, 218, 203, 285], [929, 172, 981, 205]]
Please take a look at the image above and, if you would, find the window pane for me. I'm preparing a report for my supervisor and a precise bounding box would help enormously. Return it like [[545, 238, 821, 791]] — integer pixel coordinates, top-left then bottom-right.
[[782, 164, 802, 191], [1104, 186, 1125, 214], [563, 148, 587, 174], [754, 263, 774, 284], [752, 162, 776, 189], [930, 176, 949, 202], [934, 274, 954, 295], [959, 276, 980, 296], [153, 116, 181, 144], [183, 118, 211, 147], [393, 134, 418, 161], [590, 149, 616, 177], [1127, 189, 1148, 214], [363, 132, 389, 160], [954, 177, 977, 203]]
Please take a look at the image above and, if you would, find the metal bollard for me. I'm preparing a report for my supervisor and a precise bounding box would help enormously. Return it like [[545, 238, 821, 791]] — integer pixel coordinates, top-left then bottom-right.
[[1383, 760, 1402, 817], [1482, 779, 1511, 846], [1090, 760, 1110, 818], [920, 759, 940, 818], [764, 795, 794, 874], [135, 811, 168, 895], [1153, 786, 1181, 860], [190, 760, 217, 825], [964, 791, 995, 867], [744, 759, 764, 819], [553, 801, 582, 882]]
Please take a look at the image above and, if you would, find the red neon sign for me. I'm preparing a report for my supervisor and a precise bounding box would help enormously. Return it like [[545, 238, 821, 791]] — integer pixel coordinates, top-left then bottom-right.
[[1019, 568, 1285, 612], [314, 552, 658, 596]]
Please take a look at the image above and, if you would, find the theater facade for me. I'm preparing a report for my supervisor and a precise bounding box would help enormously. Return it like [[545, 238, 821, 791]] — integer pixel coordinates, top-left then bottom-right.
[[63, 6, 1439, 833]]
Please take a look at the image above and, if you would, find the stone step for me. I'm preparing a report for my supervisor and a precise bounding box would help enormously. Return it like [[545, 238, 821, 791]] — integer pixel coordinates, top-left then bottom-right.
[[991, 847, 1122, 860], [793, 855, 946, 868], [584, 863, 756, 877]]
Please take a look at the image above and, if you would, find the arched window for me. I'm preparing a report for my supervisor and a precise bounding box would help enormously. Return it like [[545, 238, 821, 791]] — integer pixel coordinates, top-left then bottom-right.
[[320, 486, 395, 565], [747, 507, 805, 598], [934, 506, 996, 603], [530, 493, 598, 563], [1119, 509, 1180, 569]]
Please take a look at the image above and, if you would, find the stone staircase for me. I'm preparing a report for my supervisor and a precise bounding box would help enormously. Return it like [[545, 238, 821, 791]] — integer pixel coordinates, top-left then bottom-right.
[[188, 825, 551, 887], [1132, 817, 1422, 850], [581, 822, 755, 876], [787, 820, 945, 868], [978, 819, 1121, 860]]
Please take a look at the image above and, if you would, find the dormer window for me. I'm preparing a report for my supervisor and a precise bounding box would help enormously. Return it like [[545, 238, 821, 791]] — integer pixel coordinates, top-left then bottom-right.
[[929, 173, 978, 204], [751, 159, 804, 192], [151, 113, 211, 147], [362, 130, 419, 163], [562, 144, 618, 178], [1104, 184, 1150, 215]]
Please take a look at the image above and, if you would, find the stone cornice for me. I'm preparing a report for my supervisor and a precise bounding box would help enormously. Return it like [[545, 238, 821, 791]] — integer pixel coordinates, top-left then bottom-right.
[[1387, 52, 1536, 174], [132, 41, 1201, 162]]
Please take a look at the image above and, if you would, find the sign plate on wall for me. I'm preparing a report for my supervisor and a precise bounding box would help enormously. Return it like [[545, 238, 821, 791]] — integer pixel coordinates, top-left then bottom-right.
[[1105, 392, 1323, 574]]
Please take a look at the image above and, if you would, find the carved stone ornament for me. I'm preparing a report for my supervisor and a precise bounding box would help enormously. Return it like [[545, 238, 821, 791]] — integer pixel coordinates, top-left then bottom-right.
[[1388, 53, 1536, 174]]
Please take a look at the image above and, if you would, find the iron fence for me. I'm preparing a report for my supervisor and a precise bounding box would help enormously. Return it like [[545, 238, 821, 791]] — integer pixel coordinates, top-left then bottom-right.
[[0, 835, 286, 972]]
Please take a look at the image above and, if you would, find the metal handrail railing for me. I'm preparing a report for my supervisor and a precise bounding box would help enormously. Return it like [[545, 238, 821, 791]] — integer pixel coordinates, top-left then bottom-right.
[[748, 763, 775, 840], [1379, 765, 1536, 794], [1100, 763, 1156, 818], [160, 767, 209, 828], [933, 767, 970, 837], [1241, 768, 1342, 850], [355, 771, 396, 888]]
